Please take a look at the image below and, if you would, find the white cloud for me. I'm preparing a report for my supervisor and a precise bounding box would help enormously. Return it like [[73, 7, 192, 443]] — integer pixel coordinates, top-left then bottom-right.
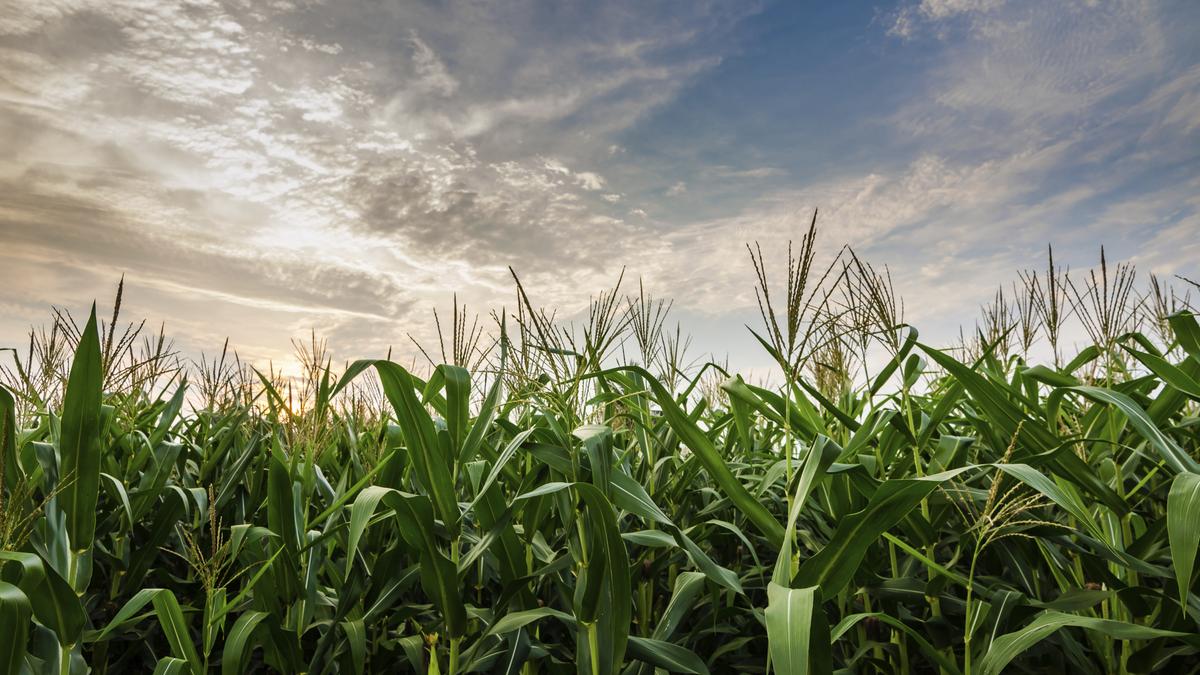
[[917, 0, 1005, 20], [2, 1, 782, 364], [408, 30, 459, 97], [575, 172, 605, 190]]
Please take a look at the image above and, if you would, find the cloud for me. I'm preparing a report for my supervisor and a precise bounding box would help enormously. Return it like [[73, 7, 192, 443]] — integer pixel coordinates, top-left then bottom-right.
[[408, 30, 459, 97], [889, 0, 1170, 144], [666, 181, 687, 196], [889, 0, 1011, 38], [575, 172, 606, 191], [0, 0, 767, 364]]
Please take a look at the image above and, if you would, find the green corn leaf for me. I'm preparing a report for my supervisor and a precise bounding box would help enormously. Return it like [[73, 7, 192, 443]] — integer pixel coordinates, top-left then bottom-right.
[[794, 467, 974, 596], [764, 583, 831, 675], [59, 305, 103, 551], [597, 366, 785, 548], [575, 482, 632, 675], [341, 619, 367, 675], [1067, 385, 1200, 474], [1167, 312, 1200, 359], [0, 551, 86, 646], [1167, 473, 1200, 607], [922, 344, 1129, 514], [488, 607, 574, 636], [151, 657, 190, 675], [91, 587, 164, 641], [459, 343, 506, 465], [346, 486, 467, 637], [492, 628, 530, 675], [266, 452, 302, 555], [514, 481, 631, 673], [337, 360, 460, 532], [0, 581, 31, 675], [221, 611, 269, 675], [609, 469, 741, 592], [626, 637, 709, 674], [436, 364, 471, 455], [90, 588, 201, 673], [977, 611, 1189, 675], [653, 572, 705, 642], [150, 594, 203, 671], [773, 436, 839, 586], [0, 385, 19, 493], [462, 428, 535, 517], [1122, 345, 1200, 400]]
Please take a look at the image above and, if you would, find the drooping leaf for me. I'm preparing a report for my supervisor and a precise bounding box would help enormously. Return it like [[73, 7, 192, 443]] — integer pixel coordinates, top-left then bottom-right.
[[977, 611, 1189, 675]]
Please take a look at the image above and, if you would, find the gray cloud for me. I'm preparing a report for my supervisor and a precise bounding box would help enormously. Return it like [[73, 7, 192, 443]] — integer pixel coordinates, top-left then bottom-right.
[[0, 0, 763, 368]]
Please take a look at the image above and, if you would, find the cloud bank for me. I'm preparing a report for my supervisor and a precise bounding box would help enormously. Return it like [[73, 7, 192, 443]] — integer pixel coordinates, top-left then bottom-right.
[[0, 0, 1195, 373]]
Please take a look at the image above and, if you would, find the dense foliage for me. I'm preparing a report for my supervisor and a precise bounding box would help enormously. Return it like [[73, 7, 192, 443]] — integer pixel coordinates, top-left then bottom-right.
[[1, 240, 1199, 674]]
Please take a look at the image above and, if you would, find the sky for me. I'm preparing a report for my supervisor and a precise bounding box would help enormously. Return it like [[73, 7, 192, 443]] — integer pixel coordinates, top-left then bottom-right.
[[1, 0, 1198, 376]]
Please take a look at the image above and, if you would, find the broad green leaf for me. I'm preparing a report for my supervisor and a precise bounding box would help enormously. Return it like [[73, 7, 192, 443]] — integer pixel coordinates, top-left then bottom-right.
[[773, 436, 838, 586], [91, 588, 163, 641], [461, 428, 535, 516], [574, 482, 632, 675], [609, 469, 741, 592], [345, 486, 467, 637], [0, 581, 31, 675], [1068, 385, 1200, 474], [338, 360, 461, 532], [653, 572, 705, 642], [151, 657, 190, 675], [764, 583, 831, 675], [495, 628, 531, 675], [222, 611, 269, 675], [598, 366, 785, 548], [0, 551, 86, 646], [794, 467, 973, 596], [978, 611, 1189, 675], [923, 344, 1129, 514], [59, 305, 103, 551], [91, 588, 201, 673], [148, 594, 202, 670], [1122, 345, 1200, 400], [1167, 312, 1200, 359], [1168, 473, 1200, 607], [0, 385, 19, 493], [626, 637, 709, 674]]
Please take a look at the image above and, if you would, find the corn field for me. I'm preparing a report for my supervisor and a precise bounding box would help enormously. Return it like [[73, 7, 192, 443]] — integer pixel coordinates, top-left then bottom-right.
[[1, 236, 1199, 674]]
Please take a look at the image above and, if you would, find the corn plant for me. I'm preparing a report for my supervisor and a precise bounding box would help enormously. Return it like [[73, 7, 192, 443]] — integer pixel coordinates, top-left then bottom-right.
[[1, 238, 1199, 674]]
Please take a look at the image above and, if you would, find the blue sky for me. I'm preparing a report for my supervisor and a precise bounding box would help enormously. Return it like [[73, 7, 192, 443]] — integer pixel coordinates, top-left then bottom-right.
[[1, 0, 1197, 376]]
